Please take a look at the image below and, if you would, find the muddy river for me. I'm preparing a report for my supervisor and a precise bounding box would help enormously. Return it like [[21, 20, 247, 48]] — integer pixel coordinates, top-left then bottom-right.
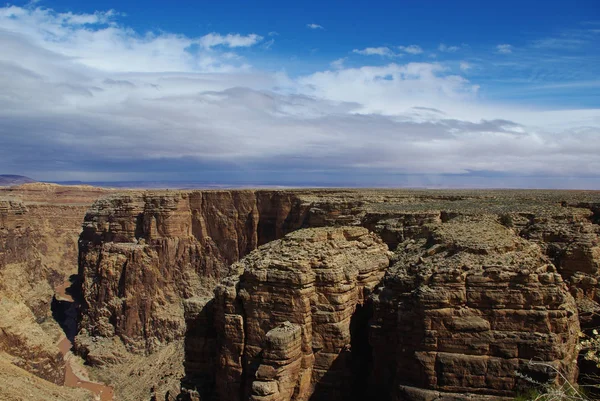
[[55, 280, 114, 401]]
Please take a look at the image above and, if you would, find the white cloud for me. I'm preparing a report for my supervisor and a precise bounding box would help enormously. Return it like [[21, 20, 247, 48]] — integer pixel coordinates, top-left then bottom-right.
[[496, 44, 513, 54], [352, 46, 395, 57], [0, 6, 262, 73], [438, 43, 460, 52], [0, 5, 598, 187], [199, 33, 263, 48], [531, 37, 586, 49], [262, 38, 275, 50], [298, 63, 480, 116], [398, 45, 423, 54], [330, 57, 346, 69], [459, 62, 472, 71], [307, 23, 324, 30]]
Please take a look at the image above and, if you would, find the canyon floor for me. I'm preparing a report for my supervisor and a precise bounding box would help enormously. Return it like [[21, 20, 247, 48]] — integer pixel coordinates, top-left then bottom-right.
[[1, 184, 599, 400]]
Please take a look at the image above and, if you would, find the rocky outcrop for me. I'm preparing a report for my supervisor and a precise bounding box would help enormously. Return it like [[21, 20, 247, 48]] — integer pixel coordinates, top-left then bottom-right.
[[0, 355, 92, 401], [519, 208, 600, 317], [76, 189, 600, 400], [0, 185, 111, 396], [0, 298, 66, 385], [76, 190, 447, 359], [371, 216, 580, 400], [76, 191, 315, 358], [0, 198, 27, 229], [193, 227, 389, 401], [181, 218, 581, 401], [0, 199, 67, 384]]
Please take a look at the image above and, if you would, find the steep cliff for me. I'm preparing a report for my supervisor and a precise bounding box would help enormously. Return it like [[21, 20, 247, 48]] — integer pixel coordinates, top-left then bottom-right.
[[76, 191, 312, 359], [224, 227, 389, 401], [77, 189, 600, 400], [0, 198, 66, 384], [371, 216, 580, 400], [0, 184, 110, 399], [182, 227, 389, 401]]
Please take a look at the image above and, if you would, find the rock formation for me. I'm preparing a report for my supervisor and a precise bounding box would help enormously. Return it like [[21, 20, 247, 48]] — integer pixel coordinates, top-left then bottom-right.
[[0, 184, 110, 400], [183, 227, 389, 401], [75, 189, 600, 400], [0, 198, 66, 384], [370, 216, 580, 400], [76, 191, 312, 359]]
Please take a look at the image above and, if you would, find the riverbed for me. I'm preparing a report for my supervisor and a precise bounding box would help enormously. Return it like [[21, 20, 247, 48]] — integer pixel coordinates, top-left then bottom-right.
[[55, 279, 114, 401]]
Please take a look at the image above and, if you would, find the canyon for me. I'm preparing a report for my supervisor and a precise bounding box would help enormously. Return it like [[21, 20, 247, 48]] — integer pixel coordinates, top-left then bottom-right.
[[1, 185, 600, 400]]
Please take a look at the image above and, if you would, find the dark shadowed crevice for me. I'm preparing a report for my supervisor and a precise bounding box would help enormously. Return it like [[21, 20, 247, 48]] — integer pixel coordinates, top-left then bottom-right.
[[134, 212, 144, 239], [590, 206, 600, 225], [52, 274, 82, 344], [309, 301, 376, 401], [350, 302, 373, 401], [237, 296, 250, 401]]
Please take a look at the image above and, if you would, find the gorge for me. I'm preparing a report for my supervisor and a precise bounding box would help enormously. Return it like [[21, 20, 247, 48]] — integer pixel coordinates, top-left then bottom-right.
[[1, 185, 599, 400]]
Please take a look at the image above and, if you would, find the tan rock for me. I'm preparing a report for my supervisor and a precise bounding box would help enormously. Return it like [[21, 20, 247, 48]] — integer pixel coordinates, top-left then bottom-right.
[[201, 227, 390, 401]]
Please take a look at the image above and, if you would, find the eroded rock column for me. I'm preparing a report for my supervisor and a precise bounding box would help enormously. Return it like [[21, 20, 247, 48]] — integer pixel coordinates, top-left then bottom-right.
[[371, 216, 580, 400], [200, 227, 390, 401]]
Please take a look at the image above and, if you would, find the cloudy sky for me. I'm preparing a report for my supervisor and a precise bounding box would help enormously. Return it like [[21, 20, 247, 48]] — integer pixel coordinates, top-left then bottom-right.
[[0, 0, 599, 188]]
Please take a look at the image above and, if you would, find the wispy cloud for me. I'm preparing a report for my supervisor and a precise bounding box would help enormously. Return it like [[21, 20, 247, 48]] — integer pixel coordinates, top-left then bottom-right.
[[306, 23, 324, 30], [352, 46, 396, 57], [398, 45, 423, 54], [199, 33, 263, 48], [262, 38, 275, 50], [459, 62, 472, 71], [330, 57, 346, 69], [496, 44, 513, 54], [532, 37, 586, 49], [438, 43, 460, 52]]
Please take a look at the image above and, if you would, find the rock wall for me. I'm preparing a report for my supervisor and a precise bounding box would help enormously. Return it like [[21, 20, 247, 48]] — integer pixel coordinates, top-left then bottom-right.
[[78, 190, 600, 400], [0, 184, 110, 395], [181, 219, 581, 401], [519, 208, 600, 316], [0, 199, 66, 384], [207, 227, 389, 401], [76, 191, 315, 358], [370, 216, 580, 400]]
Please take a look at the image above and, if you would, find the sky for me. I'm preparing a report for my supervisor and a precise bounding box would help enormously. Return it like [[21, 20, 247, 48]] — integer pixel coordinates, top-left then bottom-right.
[[0, 0, 599, 188]]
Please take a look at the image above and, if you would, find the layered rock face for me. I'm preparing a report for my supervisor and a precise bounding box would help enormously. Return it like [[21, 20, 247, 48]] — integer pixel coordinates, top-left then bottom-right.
[[370, 216, 580, 400], [77, 191, 313, 358], [181, 218, 581, 401], [78, 189, 600, 400], [0, 199, 66, 384], [0, 184, 110, 399], [202, 227, 389, 401], [519, 208, 600, 317]]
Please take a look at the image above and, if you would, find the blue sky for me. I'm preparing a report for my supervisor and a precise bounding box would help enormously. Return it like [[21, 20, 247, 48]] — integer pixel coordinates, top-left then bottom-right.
[[0, 0, 599, 187]]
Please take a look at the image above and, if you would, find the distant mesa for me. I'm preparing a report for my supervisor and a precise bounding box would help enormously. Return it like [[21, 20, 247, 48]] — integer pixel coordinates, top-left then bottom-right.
[[0, 174, 36, 186]]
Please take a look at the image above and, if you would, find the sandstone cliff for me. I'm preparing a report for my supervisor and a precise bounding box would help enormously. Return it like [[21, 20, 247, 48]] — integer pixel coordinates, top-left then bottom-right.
[[0, 184, 110, 399], [76, 191, 312, 359], [76, 189, 600, 400], [0, 198, 67, 384], [371, 216, 579, 400], [208, 227, 390, 401]]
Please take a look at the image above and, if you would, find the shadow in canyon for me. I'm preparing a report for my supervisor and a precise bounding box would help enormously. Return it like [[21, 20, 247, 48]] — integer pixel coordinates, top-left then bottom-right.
[[51, 274, 81, 343], [309, 302, 376, 401]]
